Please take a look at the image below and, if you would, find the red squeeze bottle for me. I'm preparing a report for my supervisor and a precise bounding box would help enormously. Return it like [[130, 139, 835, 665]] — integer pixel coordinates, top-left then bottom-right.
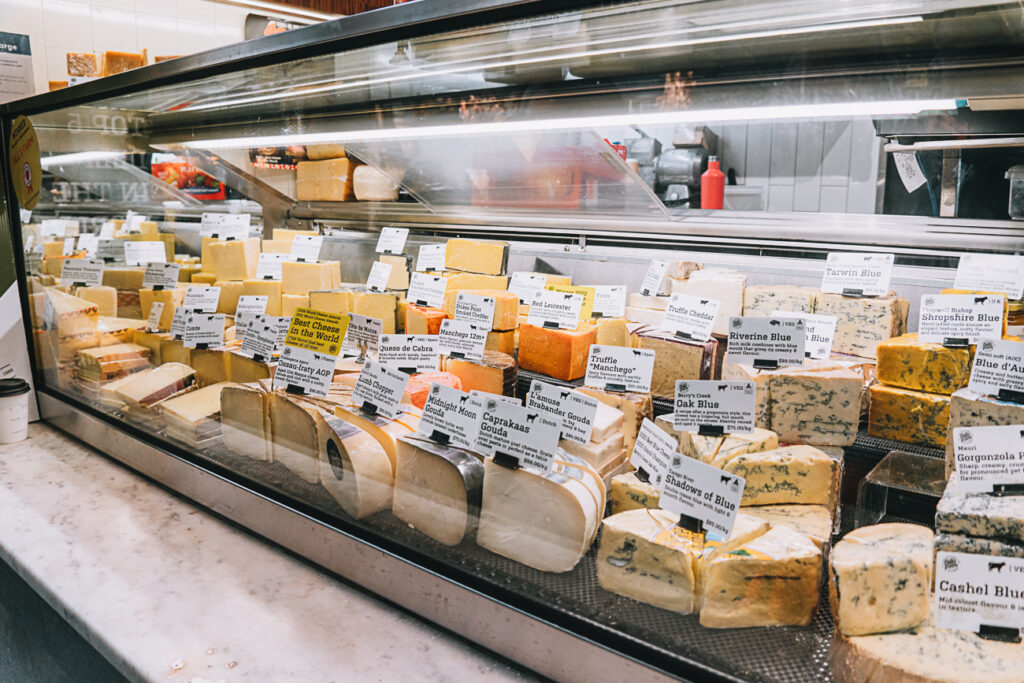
[[700, 156, 725, 210]]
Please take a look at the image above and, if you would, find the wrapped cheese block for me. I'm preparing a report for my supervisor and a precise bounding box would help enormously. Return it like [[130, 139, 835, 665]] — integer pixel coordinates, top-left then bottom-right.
[[609, 472, 661, 514], [113, 363, 194, 407], [353, 165, 400, 201], [445, 238, 509, 275], [393, 436, 484, 545], [209, 238, 260, 281], [518, 323, 596, 381], [944, 388, 1024, 476], [442, 289, 519, 330], [935, 471, 1024, 542], [768, 366, 862, 446], [875, 333, 971, 395], [76, 342, 150, 377], [700, 525, 822, 628], [814, 292, 909, 359], [442, 351, 516, 396], [316, 412, 394, 519], [577, 386, 653, 452], [829, 523, 933, 636], [723, 445, 838, 506], [742, 285, 817, 317], [296, 158, 356, 201], [241, 280, 283, 316], [269, 393, 322, 484], [161, 381, 233, 447], [635, 329, 716, 399], [406, 304, 446, 335], [597, 509, 770, 613], [680, 269, 746, 336], [868, 384, 950, 449], [654, 415, 778, 467], [477, 459, 599, 572], [740, 504, 833, 549], [221, 382, 272, 462]]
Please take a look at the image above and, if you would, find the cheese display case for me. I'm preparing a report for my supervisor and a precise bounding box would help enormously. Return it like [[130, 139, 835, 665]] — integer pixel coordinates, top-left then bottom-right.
[[4, 0, 1024, 680]]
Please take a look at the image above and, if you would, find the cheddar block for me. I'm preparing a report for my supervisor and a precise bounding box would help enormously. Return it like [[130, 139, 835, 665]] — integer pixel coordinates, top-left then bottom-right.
[[406, 305, 446, 335], [309, 289, 353, 316], [595, 318, 628, 347], [316, 412, 394, 519], [282, 293, 309, 317], [66, 52, 99, 76], [102, 267, 145, 291], [442, 351, 516, 396], [191, 272, 217, 285], [402, 372, 462, 410], [214, 280, 244, 314], [442, 289, 519, 330], [273, 229, 318, 243], [227, 351, 275, 383], [261, 239, 292, 254], [220, 382, 271, 462], [74, 286, 117, 317], [209, 238, 260, 281], [393, 436, 484, 545], [100, 50, 145, 76], [296, 158, 356, 201], [635, 329, 716, 399], [625, 306, 665, 326], [240, 279, 282, 316], [139, 287, 185, 331], [159, 338, 190, 366], [875, 333, 971, 395], [518, 322, 596, 381], [305, 144, 346, 161], [354, 165, 400, 201], [444, 273, 508, 293], [868, 384, 950, 449], [352, 291, 397, 334], [577, 386, 653, 452], [484, 329, 515, 355], [680, 269, 746, 336], [281, 260, 337, 295], [331, 406, 420, 471], [269, 393, 322, 484], [768, 366, 863, 446], [445, 238, 510, 275], [378, 254, 411, 290]]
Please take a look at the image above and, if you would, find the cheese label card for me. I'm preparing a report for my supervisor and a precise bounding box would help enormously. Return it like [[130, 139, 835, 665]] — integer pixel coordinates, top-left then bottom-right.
[[437, 319, 487, 361], [418, 383, 484, 450], [255, 252, 286, 280], [233, 295, 268, 335], [955, 254, 1024, 300], [585, 344, 655, 393], [673, 380, 756, 433], [142, 262, 180, 289], [969, 338, 1024, 399], [640, 259, 669, 296], [416, 243, 446, 272], [934, 551, 1024, 636], [76, 233, 98, 257], [124, 210, 146, 232], [183, 312, 225, 349], [288, 234, 323, 263], [340, 313, 383, 357], [274, 346, 336, 398], [378, 334, 440, 373], [375, 227, 408, 254], [60, 258, 104, 287], [454, 292, 496, 327], [284, 307, 348, 356], [19, 209, 30, 224], [407, 272, 446, 308], [97, 239, 124, 264], [475, 397, 561, 473], [200, 212, 250, 238], [918, 294, 1004, 345], [99, 221, 116, 239], [727, 317, 806, 368], [241, 315, 289, 360], [469, 390, 520, 406], [22, 235, 33, 252], [146, 302, 164, 332], [893, 152, 927, 193], [631, 418, 677, 487], [183, 285, 221, 313], [40, 219, 68, 237], [545, 284, 595, 319], [365, 261, 392, 293], [62, 237, 75, 256], [592, 285, 627, 319], [124, 241, 166, 266], [527, 289, 583, 330], [25, 250, 41, 274], [821, 252, 894, 297], [169, 307, 188, 338], [660, 293, 719, 342], [771, 310, 838, 360], [508, 272, 547, 303], [660, 455, 745, 538], [953, 425, 1024, 494], [527, 380, 599, 445], [351, 358, 409, 418]]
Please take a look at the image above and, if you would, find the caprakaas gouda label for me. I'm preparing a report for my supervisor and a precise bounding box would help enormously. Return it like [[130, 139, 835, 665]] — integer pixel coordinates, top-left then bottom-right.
[[284, 307, 349, 356]]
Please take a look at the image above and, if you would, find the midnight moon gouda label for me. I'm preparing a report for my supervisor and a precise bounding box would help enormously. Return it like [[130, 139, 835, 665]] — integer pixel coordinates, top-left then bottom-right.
[[9, 116, 41, 211]]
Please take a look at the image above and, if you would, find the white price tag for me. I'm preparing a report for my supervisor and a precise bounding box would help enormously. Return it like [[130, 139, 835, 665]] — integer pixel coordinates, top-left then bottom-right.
[[821, 252, 894, 297], [124, 241, 166, 266], [526, 289, 583, 330], [124, 211, 147, 232], [469, 390, 520, 406], [659, 293, 719, 342], [437, 319, 487, 361], [407, 272, 446, 308], [366, 261, 392, 293], [99, 221, 116, 239], [288, 234, 323, 262], [375, 227, 408, 254], [378, 334, 440, 373], [660, 456, 745, 537], [592, 285, 627, 319], [508, 272, 547, 304], [454, 292, 496, 327], [416, 243, 446, 272], [953, 425, 1024, 494], [672, 380, 756, 433], [97, 239, 123, 263], [255, 252, 286, 280], [969, 338, 1024, 400], [142, 263, 181, 289], [183, 312, 225, 349], [19, 208, 30, 224], [955, 254, 1024, 300], [918, 294, 1005, 345], [146, 302, 164, 332], [771, 310, 838, 360], [341, 314, 383, 357], [200, 212, 250, 238], [726, 317, 806, 368], [417, 384, 484, 449], [274, 346, 335, 397], [630, 418, 678, 487], [183, 285, 221, 313], [351, 358, 409, 419], [40, 219, 68, 237], [76, 233, 98, 256], [240, 315, 290, 360], [640, 259, 670, 296], [526, 380, 599, 445], [935, 551, 1024, 636], [234, 295, 268, 335], [584, 344, 655, 393], [169, 307, 188, 338], [60, 259, 104, 287], [62, 237, 75, 255], [474, 397, 561, 473], [892, 153, 927, 193]]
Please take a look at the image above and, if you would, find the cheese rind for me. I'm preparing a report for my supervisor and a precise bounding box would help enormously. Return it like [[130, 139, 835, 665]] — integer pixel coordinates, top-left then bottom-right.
[[868, 384, 950, 449], [209, 238, 260, 281], [933, 532, 1024, 558], [814, 292, 908, 359], [316, 412, 394, 519], [609, 472, 661, 514], [935, 471, 1024, 542], [221, 383, 271, 462], [875, 333, 971, 395], [723, 445, 838, 506], [269, 394, 321, 484]]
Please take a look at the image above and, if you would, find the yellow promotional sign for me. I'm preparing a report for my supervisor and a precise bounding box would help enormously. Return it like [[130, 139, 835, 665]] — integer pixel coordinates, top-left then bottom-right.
[[546, 284, 596, 319], [9, 116, 41, 211], [284, 307, 349, 356]]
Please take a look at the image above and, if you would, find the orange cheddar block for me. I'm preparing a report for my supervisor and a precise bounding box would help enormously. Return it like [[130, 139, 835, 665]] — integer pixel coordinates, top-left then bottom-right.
[[442, 289, 519, 331], [406, 305, 446, 335], [101, 51, 145, 76], [403, 371, 463, 409], [66, 52, 99, 77], [442, 351, 516, 396], [485, 329, 515, 355], [518, 323, 596, 381]]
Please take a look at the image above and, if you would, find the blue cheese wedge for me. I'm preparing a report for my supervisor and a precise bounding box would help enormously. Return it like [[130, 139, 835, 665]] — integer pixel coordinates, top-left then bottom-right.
[[933, 532, 1024, 558], [740, 504, 833, 549], [653, 415, 779, 468], [316, 412, 394, 519], [829, 523, 933, 636], [945, 388, 1024, 477], [742, 285, 817, 317], [768, 367, 862, 446], [609, 472, 661, 514], [814, 292, 909, 359], [723, 445, 838, 506], [935, 471, 1024, 543]]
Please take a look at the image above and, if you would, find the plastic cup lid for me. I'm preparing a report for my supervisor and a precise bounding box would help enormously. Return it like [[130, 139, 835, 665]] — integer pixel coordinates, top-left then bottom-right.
[[0, 378, 31, 397]]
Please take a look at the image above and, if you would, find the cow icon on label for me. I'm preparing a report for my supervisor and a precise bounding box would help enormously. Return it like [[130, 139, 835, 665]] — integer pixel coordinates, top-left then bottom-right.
[[989, 561, 1007, 572], [526, 413, 537, 424]]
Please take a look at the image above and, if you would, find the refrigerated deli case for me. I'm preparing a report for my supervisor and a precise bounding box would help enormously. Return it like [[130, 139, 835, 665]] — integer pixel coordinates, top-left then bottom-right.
[[4, 1, 1024, 681]]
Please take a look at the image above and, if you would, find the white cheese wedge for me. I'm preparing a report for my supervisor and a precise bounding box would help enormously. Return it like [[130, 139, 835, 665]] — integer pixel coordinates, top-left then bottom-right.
[[724, 445, 838, 506], [393, 436, 484, 546], [558, 431, 625, 470], [609, 472, 661, 514], [829, 523, 932, 636], [739, 504, 833, 549], [550, 458, 604, 543], [590, 400, 625, 442], [935, 471, 1024, 543], [477, 459, 598, 572], [624, 306, 664, 326], [113, 362, 195, 407], [269, 393, 321, 484], [317, 412, 394, 519], [627, 293, 670, 310], [331, 406, 420, 471], [220, 382, 271, 462], [700, 525, 822, 628], [680, 269, 746, 336]]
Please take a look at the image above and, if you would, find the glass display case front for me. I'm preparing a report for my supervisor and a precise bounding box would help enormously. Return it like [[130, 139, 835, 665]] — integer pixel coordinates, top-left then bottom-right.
[[5, 1, 1024, 680]]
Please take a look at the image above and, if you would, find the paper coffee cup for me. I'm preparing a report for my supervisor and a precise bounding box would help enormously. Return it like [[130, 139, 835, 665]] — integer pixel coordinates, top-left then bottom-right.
[[0, 378, 31, 444]]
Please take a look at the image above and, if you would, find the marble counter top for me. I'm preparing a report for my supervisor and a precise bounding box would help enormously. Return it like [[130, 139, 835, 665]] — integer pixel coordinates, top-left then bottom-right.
[[0, 423, 536, 683]]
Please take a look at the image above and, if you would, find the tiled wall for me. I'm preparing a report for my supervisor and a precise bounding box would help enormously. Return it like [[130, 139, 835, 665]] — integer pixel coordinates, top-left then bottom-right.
[[1, 0, 249, 95]]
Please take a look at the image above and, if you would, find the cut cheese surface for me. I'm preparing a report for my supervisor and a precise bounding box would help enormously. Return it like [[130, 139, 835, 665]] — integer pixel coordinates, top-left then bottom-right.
[[331, 406, 419, 471], [518, 323, 595, 381], [609, 472, 661, 514], [114, 363, 194, 407], [281, 293, 309, 317], [814, 292, 908, 359], [405, 305, 446, 335], [190, 347, 229, 387], [442, 351, 516, 396], [352, 292, 397, 334], [445, 238, 509, 275], [875, 333, 970, 395], [635, 330, 716, 398], [309, 289, 354, 316], [740, 504, 832, 549], [829, 523, 932, 637], [933, 532, 1024, 558], [296, 158, 356, 201], [743, 285, 817, 317], [377, 254, 411, 290], [484, 329, 515, 355], [74, 286, 117, 317], [868, 384, 950, 449], [281, 261, 337, 295], [595, 318, 629, 347], [209, 238, 259, 281], [590, 400, 625, 441], [680, 269, 746, 336], [936, 471, 1024, 542], [768, 367, 862, 446], [944, 388, 1024, 476], [269, 394, 321, 484], [316, 412, 394, 519], [214, 280, 244, 315], [724, 445, 838, 506], [242, 280, 283, 316], [101, 267, 145, 291], [221, 383, 271, 462], [443, 273, 508, 293], [576, 386, 652, 452]]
